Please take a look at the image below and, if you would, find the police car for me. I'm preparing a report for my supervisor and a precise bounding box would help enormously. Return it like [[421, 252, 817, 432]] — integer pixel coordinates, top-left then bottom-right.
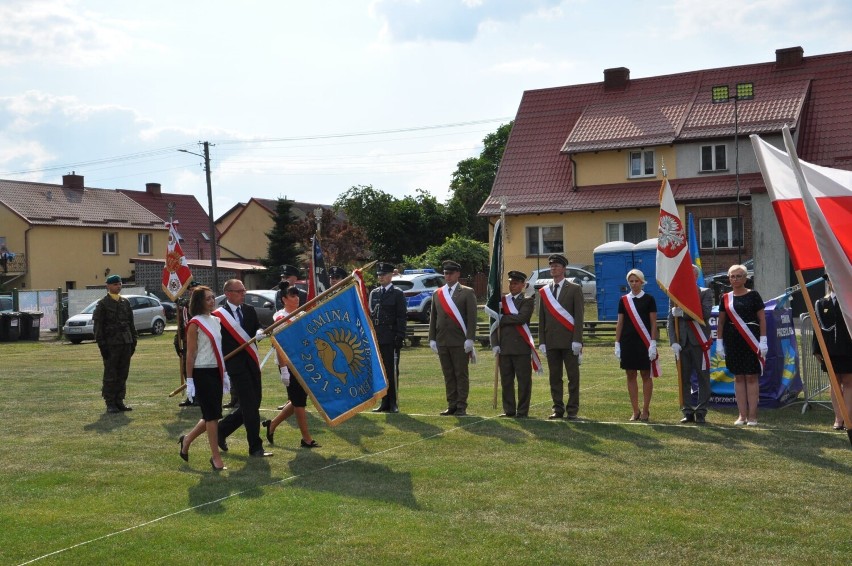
[[391, 268, 446, 322]]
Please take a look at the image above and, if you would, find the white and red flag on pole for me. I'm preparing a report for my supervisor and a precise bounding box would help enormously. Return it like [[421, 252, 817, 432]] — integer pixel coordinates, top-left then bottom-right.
[[162, 222, 193, 301], [656, 179, 703, 322], [751, 128, 852, 337]]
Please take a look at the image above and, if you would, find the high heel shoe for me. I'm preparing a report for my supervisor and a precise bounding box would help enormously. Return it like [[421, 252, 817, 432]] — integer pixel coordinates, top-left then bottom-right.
[[262, 419, 274, 444], [179, 435, 189, 462], [210, 457, 227, 471]]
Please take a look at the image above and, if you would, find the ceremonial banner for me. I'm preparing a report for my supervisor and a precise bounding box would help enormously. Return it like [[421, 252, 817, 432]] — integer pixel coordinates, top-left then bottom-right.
[[687, 213, 705, 287], [656, 180, 703, 322], [307, 235, 331, 301], [162, 222, 193, 301], [271, 281, 387, 426], [484, 219, 502, 328]]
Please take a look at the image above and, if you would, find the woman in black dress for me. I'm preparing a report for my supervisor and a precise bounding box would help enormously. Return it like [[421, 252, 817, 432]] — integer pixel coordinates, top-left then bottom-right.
[[716, 264, 767, 427], [813, 276, 852, 430], [615, 269, 658, 421]]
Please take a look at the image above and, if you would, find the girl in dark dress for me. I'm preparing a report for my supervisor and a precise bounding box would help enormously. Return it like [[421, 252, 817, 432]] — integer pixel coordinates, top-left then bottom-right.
[[716, 264, 767, 427], [812, 276, 852, 430], [615, 269, 658, 421]]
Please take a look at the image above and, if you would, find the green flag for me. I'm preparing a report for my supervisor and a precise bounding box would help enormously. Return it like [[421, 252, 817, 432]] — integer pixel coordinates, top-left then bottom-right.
[[484, 219, 502, 323]]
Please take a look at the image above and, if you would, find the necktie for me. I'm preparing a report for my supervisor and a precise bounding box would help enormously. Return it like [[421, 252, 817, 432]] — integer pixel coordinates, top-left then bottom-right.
[[236, 306, 244, 326], [381, 287, 386, 299]]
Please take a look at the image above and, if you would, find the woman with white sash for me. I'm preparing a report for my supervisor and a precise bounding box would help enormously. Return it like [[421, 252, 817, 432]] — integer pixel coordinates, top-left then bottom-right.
[[614, 269, 658, 422], [178, 285, 229, 471], [716, 264, 767, 427]]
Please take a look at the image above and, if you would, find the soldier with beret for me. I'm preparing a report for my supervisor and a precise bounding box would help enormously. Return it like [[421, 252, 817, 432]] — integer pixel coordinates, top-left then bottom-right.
[[328, 266, 347, 287], [491, 270, 537, 418], [93, 274, 138, 413], [429, 260, 478, 416], [369, 262, 407, 413], [538, 253, 585, 419]]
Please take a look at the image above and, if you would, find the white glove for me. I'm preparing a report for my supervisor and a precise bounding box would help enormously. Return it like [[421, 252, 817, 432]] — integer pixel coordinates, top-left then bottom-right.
[[614, 342, 621, 359], [223, 373, 231, 394], [577, 352, 583, 366], [429, 340, 438, 354], [759, 336, 768, 357], [716, 339, 725, 359], [648, 340, 657, 361], [492, 346, 500, 356], [464, 339, 474, 353], [671, 343, 682, 361], [539, 344, 547, 354], [280, 365, 291, 386], [186, 377, 195, 401], [671, 307, 683, 317], [572, 342, 582, 356], [255, 329, 266, 342]]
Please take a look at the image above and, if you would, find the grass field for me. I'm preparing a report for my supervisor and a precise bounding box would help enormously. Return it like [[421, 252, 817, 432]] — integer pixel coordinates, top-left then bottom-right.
[[1, 326, 850, 565]]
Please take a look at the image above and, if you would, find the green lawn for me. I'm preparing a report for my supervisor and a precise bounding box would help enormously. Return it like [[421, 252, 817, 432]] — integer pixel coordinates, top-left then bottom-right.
[[1, 330, 849, 565]]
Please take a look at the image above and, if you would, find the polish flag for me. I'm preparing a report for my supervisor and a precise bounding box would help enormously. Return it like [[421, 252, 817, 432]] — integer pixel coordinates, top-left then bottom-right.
[[656, 179, 703, 322], [162, 222, 193, 301]]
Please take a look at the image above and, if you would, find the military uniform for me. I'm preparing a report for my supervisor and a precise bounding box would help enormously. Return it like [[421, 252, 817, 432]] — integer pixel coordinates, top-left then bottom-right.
[[491, 271, 536, 417], [369, 262, 407, 412], [93, 276, 137, 413]]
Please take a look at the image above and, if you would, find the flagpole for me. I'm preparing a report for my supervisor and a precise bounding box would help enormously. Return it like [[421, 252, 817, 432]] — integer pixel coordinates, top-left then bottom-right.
[[493, 203, 507, 410]]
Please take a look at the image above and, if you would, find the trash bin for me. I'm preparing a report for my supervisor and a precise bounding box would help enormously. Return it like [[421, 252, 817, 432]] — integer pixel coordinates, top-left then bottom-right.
[[19, 311, 44, 341], [0, 312, 21, 342]]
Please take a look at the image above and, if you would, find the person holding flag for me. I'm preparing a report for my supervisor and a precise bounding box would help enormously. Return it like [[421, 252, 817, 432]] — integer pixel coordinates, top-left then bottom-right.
[[812, 275, 852, 431], [716, 264, 767, 427], [369, 262, 407, 413], [490, 270, 539, 418], [429, 260, 478, 416], [614, 269, 658, 422]]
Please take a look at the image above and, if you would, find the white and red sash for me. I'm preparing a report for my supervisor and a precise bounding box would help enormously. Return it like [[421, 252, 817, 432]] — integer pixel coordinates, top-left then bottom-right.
[[687, 319, 712, 370], [539, 284, 575, 332], [436, 285, 467, 333], [213, 306, 260, 367], [723, 292, 765, 374], [622, 294, 661, 377], [187, 315, 225, 382], [502, 294, 543, 374]]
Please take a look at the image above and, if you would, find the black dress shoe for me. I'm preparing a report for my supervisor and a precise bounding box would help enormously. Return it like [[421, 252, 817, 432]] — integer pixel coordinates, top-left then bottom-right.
[[217, 437, 228, 452], [262, 420, 274, 445], [695, 414, 706, 424], [222, 401, 238, 409], [372, 406, 387, 413], [566, 415, 578, 420], [178, 398, 196, 407], [210, 457, 227, 471], [515, 414, 528, 418], [440, 408, 457, 416], [499, 413, 516, 417], [179, 435, 189, 462], [388, 406, 399, 413], [117, 403, 132, 412], [454, 409, 467, 416], [680, 415, 695, 423], [547, 413, 563, 420], [250, 450, 273, 458], [300, 439, 321, 448], [106, 405, 120, 413]]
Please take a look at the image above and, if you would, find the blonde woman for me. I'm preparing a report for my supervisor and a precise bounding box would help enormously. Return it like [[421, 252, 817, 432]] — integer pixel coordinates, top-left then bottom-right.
[[614, 269, 659, 421]]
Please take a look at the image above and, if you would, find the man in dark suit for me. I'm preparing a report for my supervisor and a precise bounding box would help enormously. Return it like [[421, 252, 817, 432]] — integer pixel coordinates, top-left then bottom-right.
[[491, 270, 536, 418], [668, 264, 714, 424], [328, 266, 347, 287], [538, 253, 585, 419], [214, 279, 271, 457], [429, 260, 478, 416], [369, 262, 407, 413]]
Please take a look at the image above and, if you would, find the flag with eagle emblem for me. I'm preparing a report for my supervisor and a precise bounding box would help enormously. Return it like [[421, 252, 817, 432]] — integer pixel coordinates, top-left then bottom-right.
[[161, 222, 193, 301], [270, 280, 387, 426], [656, 180, 703, 322]]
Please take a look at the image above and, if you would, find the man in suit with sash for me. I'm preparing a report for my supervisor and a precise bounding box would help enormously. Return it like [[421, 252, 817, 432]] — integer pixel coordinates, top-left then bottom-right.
[[215, 279, 272, 457], [538, 253, 585, 419], [429, 260, 478, 416]]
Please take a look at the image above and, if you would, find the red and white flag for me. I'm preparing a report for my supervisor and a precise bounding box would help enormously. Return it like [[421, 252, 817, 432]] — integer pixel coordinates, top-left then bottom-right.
[[656, 179, 703, 323], [162, 222, 193, 301], [751, 129, 852, 337]]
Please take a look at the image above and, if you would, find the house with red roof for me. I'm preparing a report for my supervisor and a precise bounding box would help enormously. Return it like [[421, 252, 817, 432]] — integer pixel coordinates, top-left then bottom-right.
[[480, 46, 852, 302]]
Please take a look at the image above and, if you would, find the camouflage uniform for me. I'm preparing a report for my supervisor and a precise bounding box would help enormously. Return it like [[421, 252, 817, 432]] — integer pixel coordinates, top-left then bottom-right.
[[93, 295, 137, 411]]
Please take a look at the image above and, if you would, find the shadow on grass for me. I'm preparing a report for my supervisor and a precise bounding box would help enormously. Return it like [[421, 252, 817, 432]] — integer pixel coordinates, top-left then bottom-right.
[[324, 413, 385, 449], [82, 410, 131, 433], [384, 412, 444, 439], [187, 454, 275, 515], [461, 417, 531, 445], [513, 417, 665, 455]]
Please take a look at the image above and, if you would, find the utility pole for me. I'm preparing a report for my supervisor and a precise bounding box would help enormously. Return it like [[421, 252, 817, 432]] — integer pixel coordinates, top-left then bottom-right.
[[178, 142, 219, 292]]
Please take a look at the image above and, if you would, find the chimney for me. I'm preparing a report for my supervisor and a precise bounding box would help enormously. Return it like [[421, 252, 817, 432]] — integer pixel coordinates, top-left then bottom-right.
[[146, 182, 162, 196], [604, 67, 630, 91], [62, 171, 84, 189], [776, 46, 804, 69]]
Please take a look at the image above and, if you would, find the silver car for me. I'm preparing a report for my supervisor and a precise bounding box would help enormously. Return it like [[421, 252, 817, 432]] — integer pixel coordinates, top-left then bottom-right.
[[214, 289, 279, 327], [63, 295, 167, 344], [531, 265, 597, 301]]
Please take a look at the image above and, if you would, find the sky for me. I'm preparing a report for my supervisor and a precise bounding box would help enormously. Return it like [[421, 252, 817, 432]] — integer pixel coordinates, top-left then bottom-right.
[[1, 0, 851, 222]]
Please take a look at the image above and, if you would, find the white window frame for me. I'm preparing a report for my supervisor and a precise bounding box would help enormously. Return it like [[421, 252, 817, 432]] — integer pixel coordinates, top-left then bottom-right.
[[700, 217, 742, 249], [103, 232, 118, 255], [606, 221, 647, 244], [628, 150, 655, 178], [138, 233, 152, 255], [700, 144, 727, 172], [526, 225, 564, 256]]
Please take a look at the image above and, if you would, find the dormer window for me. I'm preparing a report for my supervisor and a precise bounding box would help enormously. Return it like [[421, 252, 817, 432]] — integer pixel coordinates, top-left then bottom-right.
[[629, 150, 655, 178]]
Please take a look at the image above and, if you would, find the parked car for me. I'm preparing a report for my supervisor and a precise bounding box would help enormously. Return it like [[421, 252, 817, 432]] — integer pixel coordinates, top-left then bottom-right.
[[214, 289, 279, 327], [0, 294, 12, 312], [63, 295, 167, 344], [391, 269, 446, 323], [531, 265, 597, 301], [708, 258, 754, 288]]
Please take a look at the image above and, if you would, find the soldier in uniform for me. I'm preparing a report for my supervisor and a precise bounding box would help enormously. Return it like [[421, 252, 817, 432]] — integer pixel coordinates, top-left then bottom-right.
[[328, 266, 347, 287], [491, 270, 536, 418], [369, 262, 407, 412], [280, 264, 307, 306], [93, 274, 138, 413]]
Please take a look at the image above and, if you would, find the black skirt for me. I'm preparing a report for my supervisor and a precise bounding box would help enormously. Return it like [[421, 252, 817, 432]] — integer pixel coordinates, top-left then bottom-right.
[[193, 366, 223, 421]]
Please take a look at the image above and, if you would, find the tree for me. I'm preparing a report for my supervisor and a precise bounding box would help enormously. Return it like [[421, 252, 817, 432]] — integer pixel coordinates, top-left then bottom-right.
[[262, 197, 302, 276], [403, 234, 489, 277], [446, 121, 513, 241], [290, 208, 371, 267]]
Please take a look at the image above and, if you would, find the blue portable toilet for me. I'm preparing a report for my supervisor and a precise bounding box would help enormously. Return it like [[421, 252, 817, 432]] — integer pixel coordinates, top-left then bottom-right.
[[593, 241, 634, 321], [632, 238, 669, 319]]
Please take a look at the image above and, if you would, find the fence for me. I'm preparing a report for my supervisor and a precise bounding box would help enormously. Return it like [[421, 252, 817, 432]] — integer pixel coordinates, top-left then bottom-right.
[[795, 314, 832, 414]]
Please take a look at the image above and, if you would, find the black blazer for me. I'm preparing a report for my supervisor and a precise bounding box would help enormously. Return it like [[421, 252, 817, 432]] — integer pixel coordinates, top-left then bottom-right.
[[218, 300, 261, 377], [369, 285, 407, 346]]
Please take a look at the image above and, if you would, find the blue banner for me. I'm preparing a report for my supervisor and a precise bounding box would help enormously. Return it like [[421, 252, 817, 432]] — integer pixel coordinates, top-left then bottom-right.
[[687, 213, 705, 287], [272, 282, 388, 425]]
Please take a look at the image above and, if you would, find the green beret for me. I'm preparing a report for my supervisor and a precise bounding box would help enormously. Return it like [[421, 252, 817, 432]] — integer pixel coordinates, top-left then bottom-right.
[[105, 275, 122, 284]]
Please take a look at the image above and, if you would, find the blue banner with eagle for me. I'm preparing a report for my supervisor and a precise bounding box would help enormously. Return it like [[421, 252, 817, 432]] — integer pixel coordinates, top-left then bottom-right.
[[271, 281, 388, 426]]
